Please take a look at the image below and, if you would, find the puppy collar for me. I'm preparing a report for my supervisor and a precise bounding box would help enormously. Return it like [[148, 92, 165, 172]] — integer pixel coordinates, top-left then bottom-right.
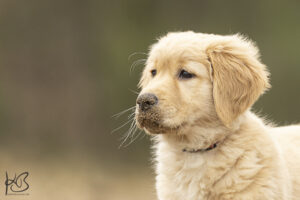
[[182, 143, 218, 153]]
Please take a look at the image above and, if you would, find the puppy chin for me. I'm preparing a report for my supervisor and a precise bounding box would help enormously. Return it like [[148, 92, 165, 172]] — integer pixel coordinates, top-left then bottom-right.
[[144, 127, 164, 135], [136, 117, 165, 135], [136, 117, 181, 135]]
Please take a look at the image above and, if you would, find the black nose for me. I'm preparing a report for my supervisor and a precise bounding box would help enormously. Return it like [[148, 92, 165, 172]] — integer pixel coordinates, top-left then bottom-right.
[[136, 93, 158, 111]]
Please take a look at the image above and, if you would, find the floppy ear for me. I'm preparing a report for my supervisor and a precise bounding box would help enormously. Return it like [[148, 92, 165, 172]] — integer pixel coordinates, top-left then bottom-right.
[[206, 35, 270, 127]]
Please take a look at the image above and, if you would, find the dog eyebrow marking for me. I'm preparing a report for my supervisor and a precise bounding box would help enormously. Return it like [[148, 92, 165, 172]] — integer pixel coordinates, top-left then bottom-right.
[[185, 61, 208, 78]]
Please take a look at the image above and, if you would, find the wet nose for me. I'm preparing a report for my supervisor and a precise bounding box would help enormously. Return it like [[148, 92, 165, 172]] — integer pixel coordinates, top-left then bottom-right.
[[136, 93, 158, 111]]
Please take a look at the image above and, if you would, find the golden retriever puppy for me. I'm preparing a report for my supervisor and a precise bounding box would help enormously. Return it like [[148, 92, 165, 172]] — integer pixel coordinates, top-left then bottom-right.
[[135, 31, 300, 200]]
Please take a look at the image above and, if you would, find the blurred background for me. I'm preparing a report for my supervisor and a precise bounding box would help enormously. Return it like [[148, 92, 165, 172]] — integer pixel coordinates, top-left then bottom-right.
[[0, 0, 299, 199]]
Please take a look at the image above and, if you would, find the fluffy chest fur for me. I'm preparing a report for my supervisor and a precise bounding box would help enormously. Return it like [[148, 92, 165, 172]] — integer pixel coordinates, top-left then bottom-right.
[[154, 114, 292, 200], [155, 140, 212, 200]]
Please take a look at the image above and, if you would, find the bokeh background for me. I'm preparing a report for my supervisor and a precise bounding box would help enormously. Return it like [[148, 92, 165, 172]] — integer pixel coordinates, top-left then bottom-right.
[[0, 1, 299, 199]]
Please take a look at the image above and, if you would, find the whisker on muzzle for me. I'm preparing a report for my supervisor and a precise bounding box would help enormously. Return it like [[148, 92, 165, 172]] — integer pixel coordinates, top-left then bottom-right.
[[119, 118, 139, 148], [111, 117, 134, 134], [112, 106, 136, 119], [121, 124, 141, 148], [112, 105, 145, 148], [128, 88, 140, 95]]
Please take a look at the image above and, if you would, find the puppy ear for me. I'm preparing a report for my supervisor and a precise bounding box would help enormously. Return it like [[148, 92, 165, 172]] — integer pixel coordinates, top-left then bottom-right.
[[206, 35, 270, 127]]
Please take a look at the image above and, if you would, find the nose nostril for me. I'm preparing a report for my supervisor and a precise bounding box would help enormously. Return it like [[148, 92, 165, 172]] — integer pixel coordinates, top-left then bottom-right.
[[136, 93, 158, 111], [145, 100, 154, 106]]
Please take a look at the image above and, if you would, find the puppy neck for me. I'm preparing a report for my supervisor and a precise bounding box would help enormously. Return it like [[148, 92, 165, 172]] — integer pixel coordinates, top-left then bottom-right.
[[159, 112, 250, 153]]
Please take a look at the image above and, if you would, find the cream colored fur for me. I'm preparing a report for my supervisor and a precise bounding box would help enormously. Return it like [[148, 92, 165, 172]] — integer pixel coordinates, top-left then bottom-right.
[[135, 31, 300, 200]]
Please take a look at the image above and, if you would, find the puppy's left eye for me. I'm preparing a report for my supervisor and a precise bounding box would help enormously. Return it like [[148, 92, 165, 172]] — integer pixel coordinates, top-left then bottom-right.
[[178, 70, 195, 79], [151, 69, 157, 77]]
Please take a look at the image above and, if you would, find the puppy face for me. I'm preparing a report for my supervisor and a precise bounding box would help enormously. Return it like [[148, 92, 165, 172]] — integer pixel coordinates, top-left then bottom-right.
[[136, 32, 270, 135], [136, 57, 214, 135]]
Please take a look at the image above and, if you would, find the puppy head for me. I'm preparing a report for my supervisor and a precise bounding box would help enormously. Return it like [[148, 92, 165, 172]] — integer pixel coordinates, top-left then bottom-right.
[[135, 31, 270, 135]]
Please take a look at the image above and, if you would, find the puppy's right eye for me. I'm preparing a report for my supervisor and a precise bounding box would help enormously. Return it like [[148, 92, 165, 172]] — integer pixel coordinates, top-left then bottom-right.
[[178, 69, 195, 79], [151, 69, 157, 77]]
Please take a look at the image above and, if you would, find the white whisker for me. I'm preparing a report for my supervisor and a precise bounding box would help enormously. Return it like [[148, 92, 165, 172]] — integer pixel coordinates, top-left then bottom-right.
[[112, 106, 136, 119], [124, 126, 140, 147], [128, 88, 139, 95], [119, 119, 137, 148], [111, 118, 134, 134], [130, 58, 146, 75], [128, 112, 136, 119], [138, 130, 146, 140], [113, 104, 145, 148], [128, 52, 147, 61]]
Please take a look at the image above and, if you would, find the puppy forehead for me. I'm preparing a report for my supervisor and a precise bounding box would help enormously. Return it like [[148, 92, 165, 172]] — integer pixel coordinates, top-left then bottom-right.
[[146, 48, 208, 77], [149, 46, 206, 66]]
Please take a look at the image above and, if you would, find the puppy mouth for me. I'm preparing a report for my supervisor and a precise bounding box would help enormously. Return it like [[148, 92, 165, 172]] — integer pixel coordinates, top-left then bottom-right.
[[136, 110, 181, 134], [142, 122, 181, 135]]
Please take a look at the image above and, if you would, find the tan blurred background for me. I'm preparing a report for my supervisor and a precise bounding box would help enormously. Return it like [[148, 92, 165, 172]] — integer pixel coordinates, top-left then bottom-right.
[[0, 0, 299, 199]]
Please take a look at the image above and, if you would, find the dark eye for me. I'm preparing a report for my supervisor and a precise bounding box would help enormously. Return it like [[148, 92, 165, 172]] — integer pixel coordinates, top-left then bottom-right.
[[178, 69, 194, 79], [151, 69, 157, 77]]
